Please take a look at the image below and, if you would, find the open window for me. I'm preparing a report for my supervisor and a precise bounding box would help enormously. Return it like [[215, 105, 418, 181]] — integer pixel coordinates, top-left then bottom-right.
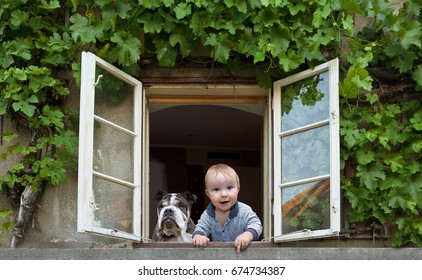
[[272, 59, 340, 242], [77, 52, 339, 244], [77, 52, 144, 241]]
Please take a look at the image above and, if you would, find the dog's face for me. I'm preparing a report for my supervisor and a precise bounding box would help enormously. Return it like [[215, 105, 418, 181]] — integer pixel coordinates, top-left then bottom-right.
[[153, 191, 197, 241]]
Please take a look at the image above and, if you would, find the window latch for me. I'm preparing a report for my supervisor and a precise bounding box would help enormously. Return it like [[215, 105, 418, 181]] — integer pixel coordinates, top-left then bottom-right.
[[94, 74, 103, 87]]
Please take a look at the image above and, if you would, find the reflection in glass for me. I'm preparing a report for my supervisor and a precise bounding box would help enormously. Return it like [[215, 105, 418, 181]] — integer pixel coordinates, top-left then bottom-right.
[[94, 67, 134, 131], [281, 71, 329, 131], [281, 179, 330, 234], [92, 176, 134, 233], [281, 126, 329, 183], [93, 124, 134, 183]]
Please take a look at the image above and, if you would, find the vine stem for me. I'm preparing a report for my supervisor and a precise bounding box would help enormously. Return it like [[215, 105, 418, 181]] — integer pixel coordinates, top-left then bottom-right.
[[10, 181, 45, 248]]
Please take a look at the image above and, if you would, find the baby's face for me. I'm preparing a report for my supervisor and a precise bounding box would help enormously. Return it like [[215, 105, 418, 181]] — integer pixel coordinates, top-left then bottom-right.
[[205, 172, 239, 213]]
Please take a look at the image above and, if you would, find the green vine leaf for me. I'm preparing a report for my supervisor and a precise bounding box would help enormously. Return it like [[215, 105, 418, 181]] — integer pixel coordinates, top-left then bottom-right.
[[38, 0, 60, 10], [11, 94, 38, 118], [356, 162, 386, 192], [110, 31, 142, 66], [411, 64, 422, 87], [174, 2, 192, 19], [138, 12, 163, 34], [69, 13, 104, 43], [39, 105, 65, 130], [410, 109, 422, 131]]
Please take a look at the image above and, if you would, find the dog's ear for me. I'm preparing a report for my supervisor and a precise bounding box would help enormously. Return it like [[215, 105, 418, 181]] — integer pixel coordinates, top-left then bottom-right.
[[182, 191, 197, 206], [154, 191, 167, 201]]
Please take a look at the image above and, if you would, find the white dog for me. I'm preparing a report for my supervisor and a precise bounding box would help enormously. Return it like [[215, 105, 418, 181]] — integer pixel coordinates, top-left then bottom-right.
[[152, 191, 197, 242]]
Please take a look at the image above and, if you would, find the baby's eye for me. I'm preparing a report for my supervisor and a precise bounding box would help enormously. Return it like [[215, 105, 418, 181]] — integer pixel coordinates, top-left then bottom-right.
[[212, 188, 220, 192]]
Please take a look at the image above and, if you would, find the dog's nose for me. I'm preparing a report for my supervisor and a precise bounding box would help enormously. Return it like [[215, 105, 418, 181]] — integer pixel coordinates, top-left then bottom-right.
[[164, 208, 174, 216]]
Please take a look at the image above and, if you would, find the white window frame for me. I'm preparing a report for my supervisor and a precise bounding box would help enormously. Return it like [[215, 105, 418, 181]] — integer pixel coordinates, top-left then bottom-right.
[[272, 58, 340, 242], [77, 53, 339, 244], [77, 51, 143, 241]]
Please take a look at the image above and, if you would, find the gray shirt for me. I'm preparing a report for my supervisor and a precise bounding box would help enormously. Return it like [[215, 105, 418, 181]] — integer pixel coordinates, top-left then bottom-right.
[[192, 201, 262, 241]]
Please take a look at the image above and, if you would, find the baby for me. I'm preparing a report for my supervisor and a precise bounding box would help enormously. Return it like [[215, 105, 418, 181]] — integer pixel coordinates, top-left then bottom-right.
[[192, 164, 262, 253]]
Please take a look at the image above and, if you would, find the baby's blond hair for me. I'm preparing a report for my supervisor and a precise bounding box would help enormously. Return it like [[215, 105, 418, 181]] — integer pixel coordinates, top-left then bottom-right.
[[205, 164, 240, 187]]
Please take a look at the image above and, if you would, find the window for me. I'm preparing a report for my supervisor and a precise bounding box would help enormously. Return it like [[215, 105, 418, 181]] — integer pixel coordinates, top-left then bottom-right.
[[77, 52, 144, 241], [272, 59, 340, 242], [77, 52, 340, 243]]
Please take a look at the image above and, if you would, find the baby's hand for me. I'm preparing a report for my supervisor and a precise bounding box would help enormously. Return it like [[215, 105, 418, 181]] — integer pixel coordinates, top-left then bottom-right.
[[192, 234, 210, 248], [233, 231, 254, 253]]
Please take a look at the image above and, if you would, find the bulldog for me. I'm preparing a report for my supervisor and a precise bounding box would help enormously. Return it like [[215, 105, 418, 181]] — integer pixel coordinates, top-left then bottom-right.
[[152, 191, 197, 242]]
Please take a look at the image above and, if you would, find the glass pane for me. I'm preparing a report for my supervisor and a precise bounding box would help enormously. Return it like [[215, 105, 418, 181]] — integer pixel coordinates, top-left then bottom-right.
[[281, 125, 329, 183], [93, 124, 134, 182], [281, 71, 329, 131], [92, 176, 134, 233], [281, 179, 330, 234], [94, 67, 134, 131]]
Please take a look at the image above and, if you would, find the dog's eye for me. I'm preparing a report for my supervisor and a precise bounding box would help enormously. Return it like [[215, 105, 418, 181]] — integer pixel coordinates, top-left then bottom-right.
[[177, 202, 185, 208]]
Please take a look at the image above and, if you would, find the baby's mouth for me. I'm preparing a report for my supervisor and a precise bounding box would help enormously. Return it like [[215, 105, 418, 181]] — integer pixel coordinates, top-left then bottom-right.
[[220, 201, 229, 205]]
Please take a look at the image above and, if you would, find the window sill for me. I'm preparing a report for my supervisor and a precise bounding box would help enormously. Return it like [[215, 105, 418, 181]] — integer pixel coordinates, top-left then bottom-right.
[[134, 241, 279, 248]]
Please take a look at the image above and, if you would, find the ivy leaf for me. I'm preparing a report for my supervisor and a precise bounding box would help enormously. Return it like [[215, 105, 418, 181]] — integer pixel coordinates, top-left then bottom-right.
[[411, 139, 422, 153], [408, 175, 422, 206], [174, 3, 192, 19], [357, 162, 386, 191], [11, 94, 38, 118], [0, 43, 14, 68], [356, 150, 375, 165], [341, 13, 354, 36], [38, 0, 60, 9], [388, 194, 408, 210], [411, 64, 422, 87], [205, 34, 230, 63], [33, 157, 66, 186], [111, 31, 141, 66], [138, 13, 163, 34], [287, 2, 306, 15], [397, 21, 421, 50], [344, 187, 369, 210], [69, 14, 104, 43], [7, 39, 32, 60], [153, 39, 177, 67], [410, 109, 422, 131], [277, 50, 302, 72], [257, 71, 272, 89], [340, 120, 361, 148], [39, 105, 64, 130], [391, 51, 417, 73], [340, 0, 364, 14], [28, 72, 57, 93], [102, 2, 132, 30], [340, 66, 372, 99], [51, 130, 77, 154], [384, 153, 404, 173], [169, 33, 191, 57], [11, 10, 29, 27]]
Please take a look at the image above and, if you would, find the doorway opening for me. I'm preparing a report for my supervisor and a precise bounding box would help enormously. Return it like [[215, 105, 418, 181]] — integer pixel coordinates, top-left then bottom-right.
[[148, 104, 265, 238]]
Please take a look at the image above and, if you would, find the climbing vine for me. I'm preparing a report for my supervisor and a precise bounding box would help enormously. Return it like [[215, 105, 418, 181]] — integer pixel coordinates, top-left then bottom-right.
[[0, 0, 421, 247]]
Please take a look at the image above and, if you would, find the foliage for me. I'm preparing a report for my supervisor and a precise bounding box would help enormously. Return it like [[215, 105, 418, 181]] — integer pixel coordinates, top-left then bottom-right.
[[0, 0, 421, 247]]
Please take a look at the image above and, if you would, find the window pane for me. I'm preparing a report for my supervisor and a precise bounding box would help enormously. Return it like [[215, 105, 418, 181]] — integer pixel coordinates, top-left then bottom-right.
[[93, 124, 134, 183], [281, 71, 329, 131], [281, 179, 330, 234], [281, 125, 329, 183], [94, 67, 134, 131], [92, 176, 134, 233]]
